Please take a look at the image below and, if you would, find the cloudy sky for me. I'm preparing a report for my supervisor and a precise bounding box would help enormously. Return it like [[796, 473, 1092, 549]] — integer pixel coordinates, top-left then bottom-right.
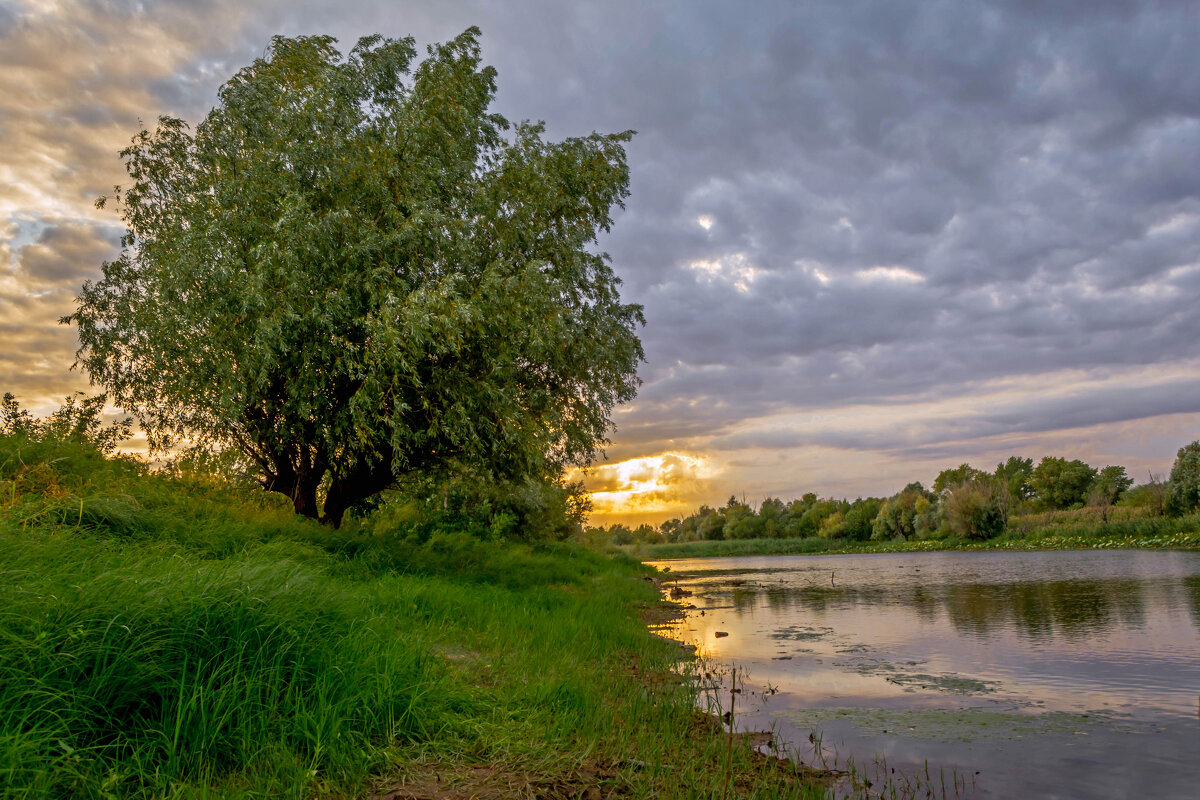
[[4, 0, 1200, 525]]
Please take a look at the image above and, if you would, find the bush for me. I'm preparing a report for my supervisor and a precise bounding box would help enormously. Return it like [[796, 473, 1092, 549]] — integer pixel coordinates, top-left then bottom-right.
[[944, 480, 1006, 540]]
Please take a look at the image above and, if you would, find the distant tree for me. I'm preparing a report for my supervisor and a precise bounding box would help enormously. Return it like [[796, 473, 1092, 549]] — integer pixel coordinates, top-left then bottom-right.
[[1167, 441, 1200, 515], [633, 523, 661, 545], [759, 496, 785, 538], [913, 494, 942, 537], [1081, 465, 1131, 524], [872, 483, 936, 541], [788, 493, 819, 514], [729, 513, 765, 540], [678, 510, 703, 541], [69, 30, 643, 526], [793, 498, 841, 538], [1119, 472, 1169, 516], [697, 507, 726, 540], [818, 510, 846, 539], [837, 497, 882, 541], [782, 493, 821, 537], [994, 456, 1035, 511], [933, 464, 986, 493], [720, 495, 753, 539], [943, 480, 1005, 540], [608, 524, 634, 546], [1030, 457, 1098, 510], [1088, 465, 1133, 506]]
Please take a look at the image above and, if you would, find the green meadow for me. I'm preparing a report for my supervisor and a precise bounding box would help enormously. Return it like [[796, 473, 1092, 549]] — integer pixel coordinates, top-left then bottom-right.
[[0, 432, 826, 799]]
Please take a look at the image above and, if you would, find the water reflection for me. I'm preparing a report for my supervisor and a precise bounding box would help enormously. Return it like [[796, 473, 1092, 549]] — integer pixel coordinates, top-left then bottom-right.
[[943, 578, 1147, 638], [652, 549, 1200, 799], [691, 557, 1191, 640], [1185, 575, 1200, 626]]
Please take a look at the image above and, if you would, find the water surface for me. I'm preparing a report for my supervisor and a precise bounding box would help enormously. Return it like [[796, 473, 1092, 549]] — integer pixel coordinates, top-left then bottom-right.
[[648, 549, 1200, 799]]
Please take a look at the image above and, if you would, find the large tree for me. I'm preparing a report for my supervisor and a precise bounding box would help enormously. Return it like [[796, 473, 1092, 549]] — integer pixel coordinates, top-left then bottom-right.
[[69, 30, 644, 526], [1030, 456, 1098, 510]]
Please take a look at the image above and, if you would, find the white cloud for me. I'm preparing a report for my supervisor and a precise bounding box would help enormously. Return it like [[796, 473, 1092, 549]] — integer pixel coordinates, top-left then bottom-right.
[[687, 253, 760, 292], [854, 266, 926, 283]]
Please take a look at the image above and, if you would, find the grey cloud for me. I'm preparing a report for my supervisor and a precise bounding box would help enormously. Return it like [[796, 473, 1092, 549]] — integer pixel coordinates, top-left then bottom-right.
[[5, 0, 1200, 503], [706, 376, 1200, 457], [0, 1, 259, 220], [0, 286, 88, 399], [14, 222, 119, 287]]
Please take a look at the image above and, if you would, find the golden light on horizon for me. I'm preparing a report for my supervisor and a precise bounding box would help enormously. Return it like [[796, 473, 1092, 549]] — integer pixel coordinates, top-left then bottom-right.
[[572, 452, 719, 527]]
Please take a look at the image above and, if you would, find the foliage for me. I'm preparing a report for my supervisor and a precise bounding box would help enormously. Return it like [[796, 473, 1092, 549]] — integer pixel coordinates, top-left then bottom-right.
[[758, 496, 786, 538], [368, 468, 592, 543], [1087, 465, 1133, 507], [1118, 474, 1169, 515], [994, 456, 1034, 510], [872, 482, 938, 541], [942, 479, 1006, 540], [836, 496, 884, 541], [933, 463, 985, 493], [69, 30, 643, 526], [1030, 456, 1098, 510], [1167, 440, 1200, 515], [629, 508, 1200, 559], [721, 495, 763, 539], [818, 509, 846, 538], [696, 505, 727, 540], [1, 392, 131, 454]]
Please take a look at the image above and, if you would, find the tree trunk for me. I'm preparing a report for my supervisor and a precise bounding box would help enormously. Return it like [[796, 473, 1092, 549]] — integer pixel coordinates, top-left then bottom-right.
[[291, 477, 321, 520], [262, 450, 324, 522], [321, 459, 397, 528]]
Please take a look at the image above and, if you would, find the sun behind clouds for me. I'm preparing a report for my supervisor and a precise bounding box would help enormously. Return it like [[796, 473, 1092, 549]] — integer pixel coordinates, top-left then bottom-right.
[[571, 452, 718, 527]]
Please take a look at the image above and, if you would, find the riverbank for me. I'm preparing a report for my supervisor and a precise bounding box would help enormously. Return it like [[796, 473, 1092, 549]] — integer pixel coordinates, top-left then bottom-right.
[[0, 436, 828, 799], [624, 511, 1200, 560]]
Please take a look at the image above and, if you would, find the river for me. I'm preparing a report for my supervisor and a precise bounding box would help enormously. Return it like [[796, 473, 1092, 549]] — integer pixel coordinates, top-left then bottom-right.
[[647, 549, 1200, 799]]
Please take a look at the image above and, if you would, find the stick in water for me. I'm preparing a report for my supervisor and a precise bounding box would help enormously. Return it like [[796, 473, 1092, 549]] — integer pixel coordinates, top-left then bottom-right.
[[722, 666, 736, 800]]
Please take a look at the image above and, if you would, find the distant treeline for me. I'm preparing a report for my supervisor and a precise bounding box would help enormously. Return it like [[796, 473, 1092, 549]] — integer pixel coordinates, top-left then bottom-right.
[[587, 445, 1200, 546]]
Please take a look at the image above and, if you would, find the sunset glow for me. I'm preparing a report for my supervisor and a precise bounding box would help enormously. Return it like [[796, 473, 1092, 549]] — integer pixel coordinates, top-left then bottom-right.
[[572, 453, 718, 526]]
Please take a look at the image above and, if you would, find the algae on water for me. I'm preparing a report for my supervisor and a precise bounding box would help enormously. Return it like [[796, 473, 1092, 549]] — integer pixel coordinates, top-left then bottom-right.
[[833, 654, 1001, 694], [780, 706, 1112, 743], [769, 625, 835, 641]]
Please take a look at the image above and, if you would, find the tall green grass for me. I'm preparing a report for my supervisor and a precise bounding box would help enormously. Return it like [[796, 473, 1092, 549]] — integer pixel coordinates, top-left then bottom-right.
[[0, 433, 826, 799]]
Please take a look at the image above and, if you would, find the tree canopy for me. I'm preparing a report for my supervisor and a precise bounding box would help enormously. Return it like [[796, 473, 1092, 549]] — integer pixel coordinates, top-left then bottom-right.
[[1167, 441, 1200, 514], [69, 30, 644, 526], [1030, 457, 1098, 510]]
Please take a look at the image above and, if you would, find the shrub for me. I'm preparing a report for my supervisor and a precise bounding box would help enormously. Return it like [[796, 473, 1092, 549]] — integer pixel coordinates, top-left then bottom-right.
[[943, 480, 1006, 540]]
